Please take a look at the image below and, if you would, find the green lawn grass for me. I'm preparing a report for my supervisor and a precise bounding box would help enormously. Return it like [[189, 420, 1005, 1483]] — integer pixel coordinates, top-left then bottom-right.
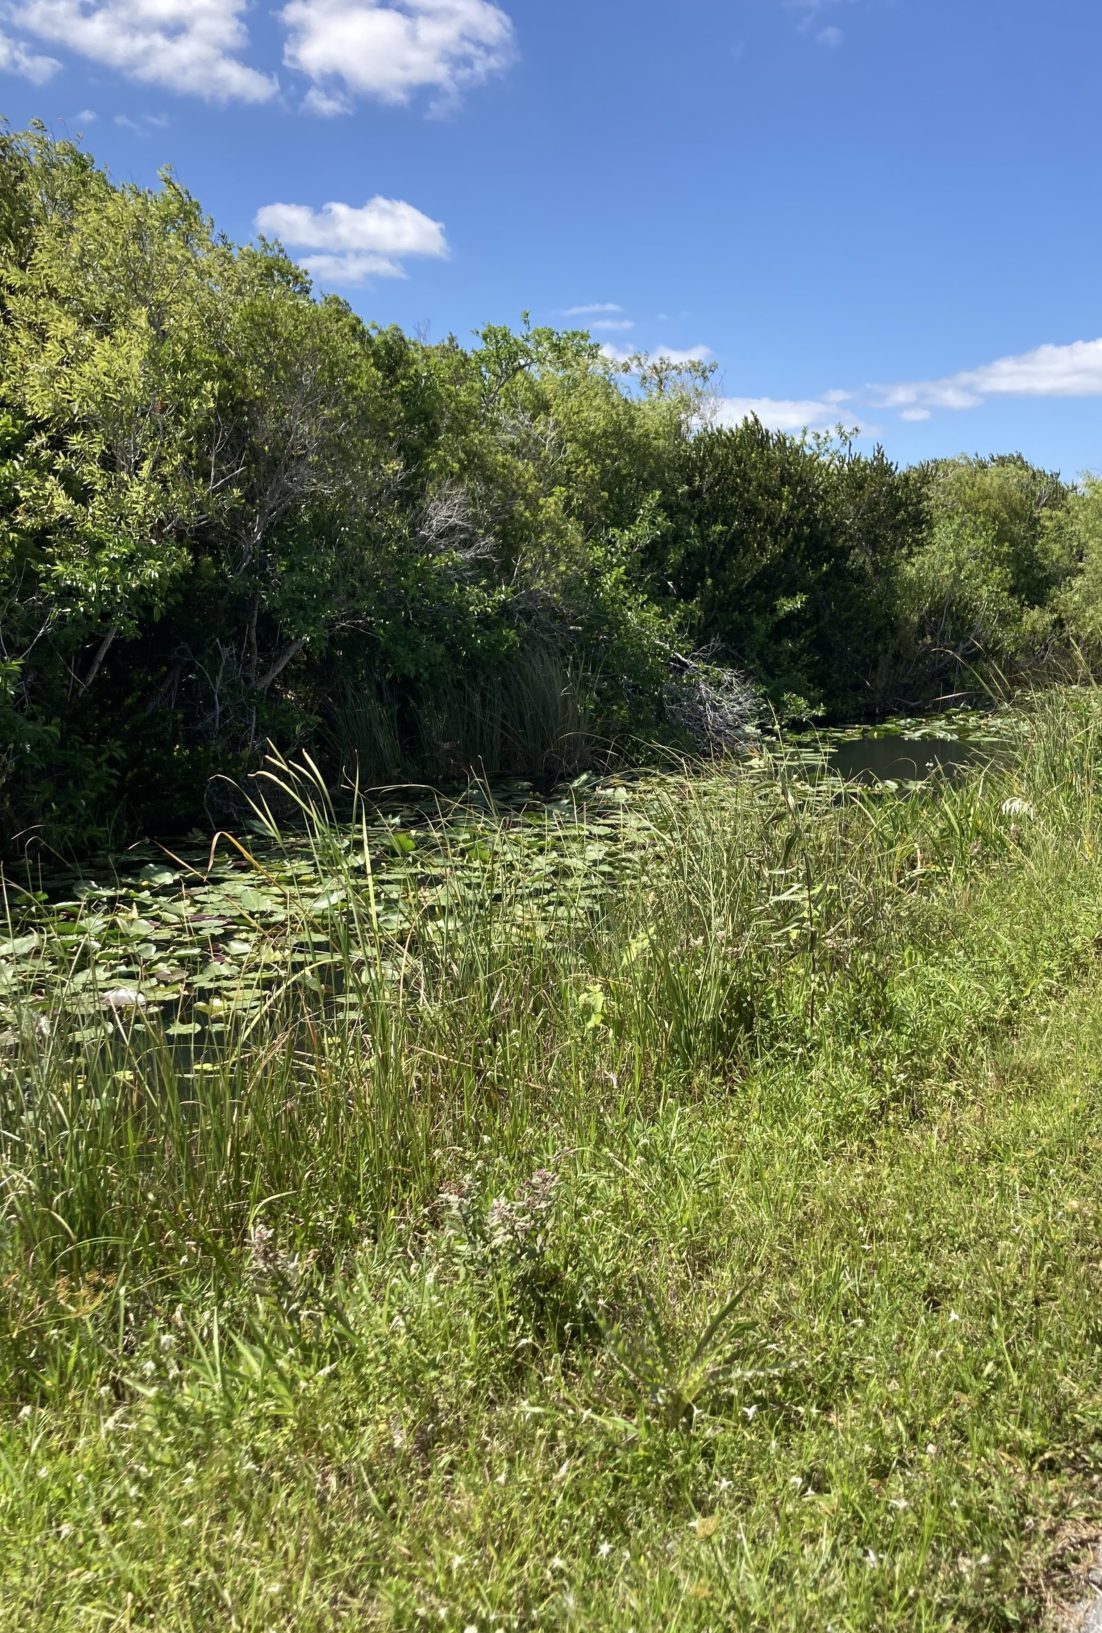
[[3, 692, 1102, 1630]]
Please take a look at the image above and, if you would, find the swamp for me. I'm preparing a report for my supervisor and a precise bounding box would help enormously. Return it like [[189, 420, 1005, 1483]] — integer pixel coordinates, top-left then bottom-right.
[[4, 122, 1102, 1633], [5, 693, 1102, 1629]]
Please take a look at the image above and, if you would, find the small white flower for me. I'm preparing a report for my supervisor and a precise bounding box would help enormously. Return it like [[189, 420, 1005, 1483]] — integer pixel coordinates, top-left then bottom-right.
[[598, 1541, 613, 1559]]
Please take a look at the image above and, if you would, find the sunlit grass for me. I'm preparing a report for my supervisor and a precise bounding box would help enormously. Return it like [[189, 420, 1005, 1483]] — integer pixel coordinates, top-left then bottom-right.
[[2, 687, 1102, 1629]]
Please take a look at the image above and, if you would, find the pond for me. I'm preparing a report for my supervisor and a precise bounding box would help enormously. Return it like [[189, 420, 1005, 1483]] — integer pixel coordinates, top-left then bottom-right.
[[0, 708, 1015, 1050], [826, 732, 988, 783]]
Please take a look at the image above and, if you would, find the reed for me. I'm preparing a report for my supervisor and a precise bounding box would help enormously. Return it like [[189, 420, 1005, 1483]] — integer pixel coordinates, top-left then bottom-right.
[[3, 687, 1102, 1629]]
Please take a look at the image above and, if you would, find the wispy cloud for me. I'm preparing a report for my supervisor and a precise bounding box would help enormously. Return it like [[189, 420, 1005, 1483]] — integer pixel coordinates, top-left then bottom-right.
[[0, 23, 58, 81], [875, 337, 1102, 414], [785, 0, 852, 47], [282, 0, 517, 114], [710, 335, 1102, 436], [601, 342, 712, 367], [590, 319, 634, 333], [114, 111, 170, 135], [254, 195, 448, 286], [563, 302, 624, 317]]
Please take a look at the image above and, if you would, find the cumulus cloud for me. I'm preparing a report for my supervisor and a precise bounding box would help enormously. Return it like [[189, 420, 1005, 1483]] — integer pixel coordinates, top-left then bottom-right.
[[4, 0, 520, 110], [711, 395, 857, 434], [877, 337, 1102, 414], [281, 0, 517, 113], [254, 195, 448, 286], [0, 24, 59, 80], [8, 0, 276, 102]]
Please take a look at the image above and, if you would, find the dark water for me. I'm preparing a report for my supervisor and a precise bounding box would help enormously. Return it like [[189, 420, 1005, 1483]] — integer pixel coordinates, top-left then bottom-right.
[[827, 733, 987, 784]]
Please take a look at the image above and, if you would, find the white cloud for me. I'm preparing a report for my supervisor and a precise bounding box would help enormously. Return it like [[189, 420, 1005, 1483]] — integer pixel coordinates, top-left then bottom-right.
[[9, 0, 276, 102], [787, 0, 853, 45], [254, 195, 448, 286], [73, 106, 97, 121], [255, 197, 447, 257], [564, 302, 623, 317], [654, 345, 712, 366], [300, 251, 407, 284], [0, 24, 59, 80], [601, 342, 713, 368], [302, 83, 352, 115], [114, 111, 170, 135], [711, 396, 856, 434], [590, 319, 634, 333], [877, 337, 1102, 414], [280, 0, 516, 112]]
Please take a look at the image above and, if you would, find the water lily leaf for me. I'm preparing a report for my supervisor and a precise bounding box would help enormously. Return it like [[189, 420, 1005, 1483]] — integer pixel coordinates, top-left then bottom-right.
[[310, 887, 347, 912]]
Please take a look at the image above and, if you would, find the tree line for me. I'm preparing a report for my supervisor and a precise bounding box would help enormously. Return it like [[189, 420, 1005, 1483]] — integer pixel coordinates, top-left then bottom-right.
[[2, 124, 1099, 853]]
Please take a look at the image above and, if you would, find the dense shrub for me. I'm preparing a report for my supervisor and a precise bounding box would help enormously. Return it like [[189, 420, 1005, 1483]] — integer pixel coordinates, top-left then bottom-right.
[[0, 123, 1097, 855]]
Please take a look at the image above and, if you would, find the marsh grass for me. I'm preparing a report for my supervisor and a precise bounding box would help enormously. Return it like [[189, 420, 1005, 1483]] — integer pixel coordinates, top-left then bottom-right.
[[325, 640, 615, 786], [3, 689, 1102, 1628]]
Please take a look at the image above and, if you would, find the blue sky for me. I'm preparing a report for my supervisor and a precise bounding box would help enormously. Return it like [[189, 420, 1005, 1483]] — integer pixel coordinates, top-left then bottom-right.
[[1, 0, 1100, 475]]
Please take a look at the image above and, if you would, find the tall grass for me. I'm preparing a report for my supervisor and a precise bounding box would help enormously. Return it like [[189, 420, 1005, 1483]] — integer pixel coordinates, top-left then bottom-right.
[[3, 689, 1098, 1285], [325, 640, 617, 786], [4, 687, 1102, 1629]]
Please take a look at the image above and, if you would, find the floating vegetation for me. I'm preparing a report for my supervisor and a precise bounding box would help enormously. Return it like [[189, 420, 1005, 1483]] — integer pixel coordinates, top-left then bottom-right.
[[0, 711, 1020, 1053]]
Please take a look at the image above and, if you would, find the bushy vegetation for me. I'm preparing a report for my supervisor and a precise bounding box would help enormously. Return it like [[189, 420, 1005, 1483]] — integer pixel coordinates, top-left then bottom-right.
[[4, 692, 1102, 1627], [7, 102, 1102, 1633], [3, 123, 1102, 855]]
